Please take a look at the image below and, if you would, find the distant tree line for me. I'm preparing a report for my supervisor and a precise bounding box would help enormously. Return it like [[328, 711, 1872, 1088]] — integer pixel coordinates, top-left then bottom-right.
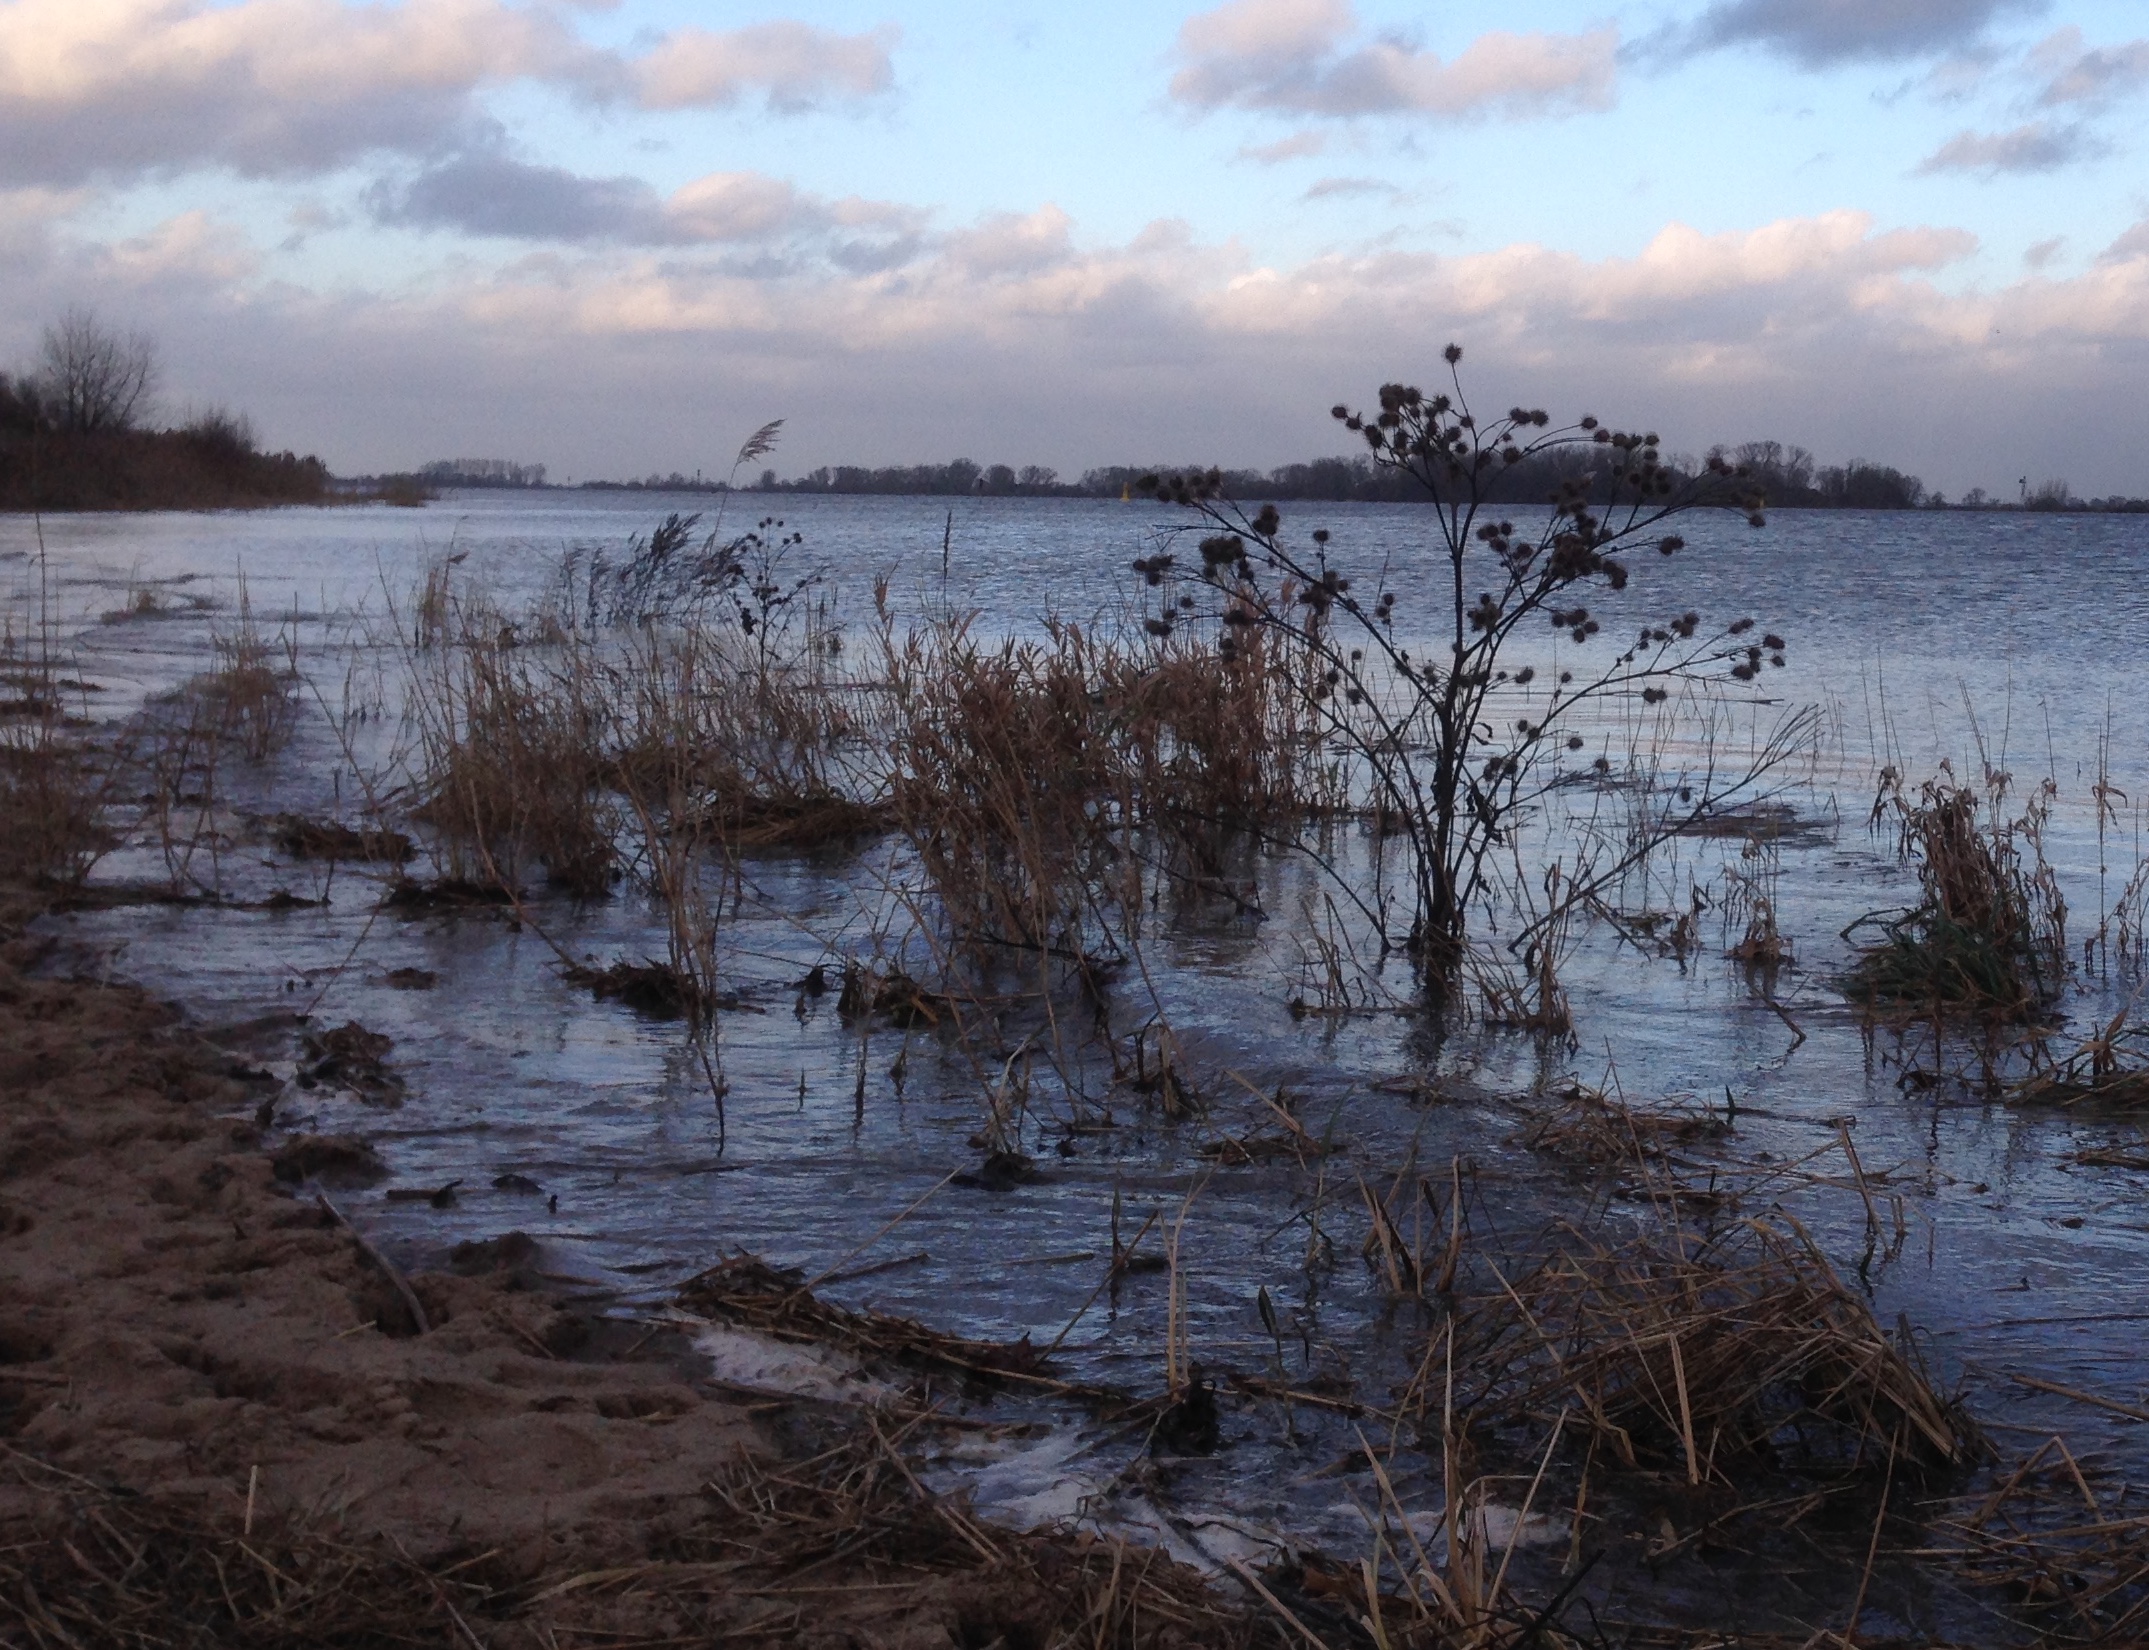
[[420, 457, 547, 488], [730, 444, 2146, 511], [0, 310, 330, 510]]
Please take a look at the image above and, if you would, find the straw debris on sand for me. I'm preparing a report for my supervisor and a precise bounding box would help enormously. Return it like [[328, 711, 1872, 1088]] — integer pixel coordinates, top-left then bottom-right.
[[677, 1254, 1074, 1392], [1, 1423, 1261, 1650]]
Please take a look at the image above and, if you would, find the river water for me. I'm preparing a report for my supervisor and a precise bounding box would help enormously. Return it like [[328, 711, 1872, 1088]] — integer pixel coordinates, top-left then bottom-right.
[[7, 491, 2149, 1640]]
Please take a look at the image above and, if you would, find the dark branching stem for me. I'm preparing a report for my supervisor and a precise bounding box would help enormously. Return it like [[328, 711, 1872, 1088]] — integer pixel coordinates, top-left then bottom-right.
[[1135, 344, 1792, 979]]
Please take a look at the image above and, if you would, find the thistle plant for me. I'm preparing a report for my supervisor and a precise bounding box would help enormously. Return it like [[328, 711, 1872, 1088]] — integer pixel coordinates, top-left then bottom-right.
[[1136, 344, 1804, 973]]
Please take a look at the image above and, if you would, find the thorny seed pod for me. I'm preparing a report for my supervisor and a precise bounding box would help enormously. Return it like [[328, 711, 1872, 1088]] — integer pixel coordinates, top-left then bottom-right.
[[1566, 735, 1585, 751], [1729, 618, 1753, 635], [1763, 633, 1785, 650], [1642, 687, 1668, 704]]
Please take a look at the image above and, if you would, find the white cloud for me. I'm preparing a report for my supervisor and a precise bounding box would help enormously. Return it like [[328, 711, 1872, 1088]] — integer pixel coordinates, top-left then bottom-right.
[[2100, 220, 2149, 265], [1302, 176, 1400, 201], [942, 206, 1079, 278], [0, 0, 897, 185], [366, 153, 928, 272], [1238, 131, 1329, 164], [105, 210, 263, 285], [633, 21, 897, 111], [2029, 26, 2149, 108], [12, 199, 2149, 495], [1170, 0, 1616, 121]]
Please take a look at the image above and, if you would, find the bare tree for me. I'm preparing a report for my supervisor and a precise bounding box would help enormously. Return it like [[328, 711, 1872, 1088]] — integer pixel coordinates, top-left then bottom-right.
[[36, 308, 158, 433], [1136, 345, 1804, 973]]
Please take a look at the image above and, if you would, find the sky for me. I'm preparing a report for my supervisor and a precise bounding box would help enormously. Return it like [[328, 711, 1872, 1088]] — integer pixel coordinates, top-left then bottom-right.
[[1, 0, 2145, 495]]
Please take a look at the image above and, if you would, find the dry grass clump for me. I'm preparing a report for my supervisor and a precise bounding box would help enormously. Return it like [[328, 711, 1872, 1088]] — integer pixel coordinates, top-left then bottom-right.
[[0, 1490, 508, 1648], [2008, 1008, 2149, 1109], [1931, 1434, 2149, 1639], [1103, 625, 1338, 861], [1844, 777, 2066, 1020], [0, 731, 111, 888], [402, 587, 618, 897], [398, 530, 877, 906], [881, 602, 1341, 973], [1519, 1082, 1727, 1168], [197, 594, 298, 762], [0, 623, 119, 888], [603, 616, 878, 854], [677, 1254, 1065, 1390], [1455, 1213, 1979, 1483], [562, 957, 752, 1018], [885, 613, 1145, 965], [650, 1431, 1262, 1649], [271, 813, 413, 864]]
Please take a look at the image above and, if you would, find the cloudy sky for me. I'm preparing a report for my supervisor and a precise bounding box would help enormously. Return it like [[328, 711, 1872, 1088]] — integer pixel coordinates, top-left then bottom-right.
[[2, 0, 2145, 493]]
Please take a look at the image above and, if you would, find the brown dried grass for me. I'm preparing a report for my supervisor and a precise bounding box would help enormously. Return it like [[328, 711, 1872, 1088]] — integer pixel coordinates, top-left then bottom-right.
[[1455, 1212, 1979, 1484], [0, 1429, 1261, 1650]]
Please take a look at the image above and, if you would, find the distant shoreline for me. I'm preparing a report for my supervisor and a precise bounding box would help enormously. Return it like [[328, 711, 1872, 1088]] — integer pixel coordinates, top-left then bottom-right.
[[370, 476, 2149, 515]]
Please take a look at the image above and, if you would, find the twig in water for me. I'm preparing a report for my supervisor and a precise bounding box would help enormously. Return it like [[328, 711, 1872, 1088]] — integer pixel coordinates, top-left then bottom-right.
[[799, 1169, 960, 1294]]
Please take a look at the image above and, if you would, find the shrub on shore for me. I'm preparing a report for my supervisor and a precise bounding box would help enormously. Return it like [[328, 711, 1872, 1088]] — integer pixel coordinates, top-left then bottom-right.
[[0, 311, 333, 511]]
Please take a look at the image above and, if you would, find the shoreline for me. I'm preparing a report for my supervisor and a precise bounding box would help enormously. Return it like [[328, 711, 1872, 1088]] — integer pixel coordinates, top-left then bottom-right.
[[0, 877, 1264, 1647]]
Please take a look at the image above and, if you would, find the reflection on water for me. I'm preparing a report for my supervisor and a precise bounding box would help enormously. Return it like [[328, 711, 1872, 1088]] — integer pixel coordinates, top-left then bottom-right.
[[9, 492, 2149, 1639]]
